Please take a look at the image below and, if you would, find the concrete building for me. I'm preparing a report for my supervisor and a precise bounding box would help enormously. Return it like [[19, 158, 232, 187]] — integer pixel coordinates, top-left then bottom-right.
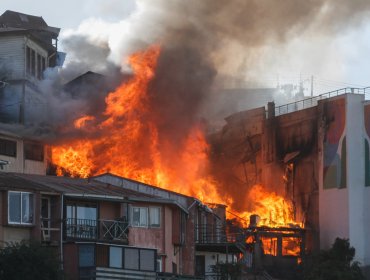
[[210, 87, 370, 277]]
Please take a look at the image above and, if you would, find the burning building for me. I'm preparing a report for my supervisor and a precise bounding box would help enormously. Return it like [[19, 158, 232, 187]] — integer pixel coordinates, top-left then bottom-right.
[[209, 88, 370, 277], [1, 3, 370, 279]]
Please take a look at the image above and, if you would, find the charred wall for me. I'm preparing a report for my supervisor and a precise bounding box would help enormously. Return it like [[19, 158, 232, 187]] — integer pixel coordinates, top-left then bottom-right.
[[210, 103, 320, 252]]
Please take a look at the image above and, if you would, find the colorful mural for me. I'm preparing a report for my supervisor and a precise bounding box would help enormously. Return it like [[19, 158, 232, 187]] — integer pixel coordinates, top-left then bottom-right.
[[364, 104, 370, 186], [323, 98, 346, 189]]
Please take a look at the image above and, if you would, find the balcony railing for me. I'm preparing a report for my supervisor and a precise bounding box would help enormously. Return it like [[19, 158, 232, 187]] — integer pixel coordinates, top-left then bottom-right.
[[100, 219, 129, 241], [66, 218, 98, 239], [195, 224, 228, 244], [65, 218, 129, 242], [274, 87, 370, 117]]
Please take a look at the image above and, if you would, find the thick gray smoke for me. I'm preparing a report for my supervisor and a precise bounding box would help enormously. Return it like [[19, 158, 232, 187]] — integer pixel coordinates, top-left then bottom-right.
[[15, 1, 368, 143], [53, 0, 370, 137]]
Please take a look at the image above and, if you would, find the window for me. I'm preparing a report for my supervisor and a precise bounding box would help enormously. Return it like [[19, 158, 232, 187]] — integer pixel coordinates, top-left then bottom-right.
[[109, 247, 122, 268], [8, 191, 34, 224], [131, 206, 161, 228], [0, 138, 16, 157], [25, 46, 45, 80], [31, 49, 35, 76], [149, 207, 160, 227], [140, 249, 155, 271], [94, 244, 156, 272], [24, 141, 44, 161], [124, 248, 139, 270], [66, 202, 97, 239], [79, 245, 95, 267], [26, 47, 31, 75], [131, 207, 148, 227]]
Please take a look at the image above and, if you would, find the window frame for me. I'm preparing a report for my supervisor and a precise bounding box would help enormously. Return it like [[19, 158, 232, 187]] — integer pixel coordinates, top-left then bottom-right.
[[131, 206, 162, 228], [24, 141, 44, 162], [149, 207, 161, 228], [8, 191, 34, 225], [131, 206, 148, 228], [0, 138, 17, 157]]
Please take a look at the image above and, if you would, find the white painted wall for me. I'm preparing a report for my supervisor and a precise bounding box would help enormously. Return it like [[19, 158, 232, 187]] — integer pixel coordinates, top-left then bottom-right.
[[318, 95, 350, 249], [346, 93, 366, 265], [318, 94, 369, 266]]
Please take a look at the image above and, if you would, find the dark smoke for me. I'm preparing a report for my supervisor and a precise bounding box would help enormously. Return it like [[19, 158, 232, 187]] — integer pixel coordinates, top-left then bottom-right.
[[20, 0, 370, 207], [49, 0, 370, 139]]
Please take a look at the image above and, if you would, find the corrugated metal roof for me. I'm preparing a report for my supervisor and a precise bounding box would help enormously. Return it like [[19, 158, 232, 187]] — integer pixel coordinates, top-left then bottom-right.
[[0, 172, 156, 199], [0, 173, 191, 212]]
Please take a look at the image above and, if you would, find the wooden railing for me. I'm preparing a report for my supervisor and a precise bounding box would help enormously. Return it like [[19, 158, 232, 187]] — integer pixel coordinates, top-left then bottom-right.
[[100, 219, 129, 241], [64, 218, 129, 242]]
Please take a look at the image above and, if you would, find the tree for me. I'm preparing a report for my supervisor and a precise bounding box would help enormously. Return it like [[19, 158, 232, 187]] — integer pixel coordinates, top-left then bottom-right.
[[0, 241, 63, 280], [304, 238, 365, 280]]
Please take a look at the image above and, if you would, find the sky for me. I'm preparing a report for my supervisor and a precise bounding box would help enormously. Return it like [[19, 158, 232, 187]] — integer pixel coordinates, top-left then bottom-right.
[[2, 0, 370, 92]]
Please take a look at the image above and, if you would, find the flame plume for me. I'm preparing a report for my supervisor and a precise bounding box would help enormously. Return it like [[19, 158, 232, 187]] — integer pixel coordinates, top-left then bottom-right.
[[52, 46, 298, 235], [52, 46, 225, 204]]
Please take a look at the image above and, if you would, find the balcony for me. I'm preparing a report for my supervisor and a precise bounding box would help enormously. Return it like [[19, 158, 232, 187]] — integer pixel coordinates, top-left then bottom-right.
[[195, 224, 228, 244], [65, 218, 129, 243], [66, 218, 98, 239]]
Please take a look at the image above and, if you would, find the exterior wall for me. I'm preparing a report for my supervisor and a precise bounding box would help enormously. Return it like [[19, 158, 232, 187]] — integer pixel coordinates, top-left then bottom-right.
[[23, 84, 46, 125], [0, 83, 23, 122], [128, 203, 181, 272], [318, 94, 369, 266], [163, 205, 179, 273], [0, 35, 25, 79], [3, 227, 32, 243], [99, 201, 120, 220], [181, 207, 196, 275], [0, 34, 50, 124], [0, 133, 46, 175], [318, 96, 349, 249], [63, 243, 79, 280], [363, 102, 370, 267]]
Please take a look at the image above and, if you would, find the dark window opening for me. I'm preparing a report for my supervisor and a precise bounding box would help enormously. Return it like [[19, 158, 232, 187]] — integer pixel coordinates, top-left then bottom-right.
[[26, 47, 31, 75], [24, 141, 44, 161], [0, 138, 16, 157], [31, 49, 35, 76]]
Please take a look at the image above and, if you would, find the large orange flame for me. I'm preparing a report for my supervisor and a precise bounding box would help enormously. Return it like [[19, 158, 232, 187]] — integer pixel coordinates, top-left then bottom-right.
[[238, 185, 298, 227], [52, 46, 300, 236], [52, 46, 227, 205]]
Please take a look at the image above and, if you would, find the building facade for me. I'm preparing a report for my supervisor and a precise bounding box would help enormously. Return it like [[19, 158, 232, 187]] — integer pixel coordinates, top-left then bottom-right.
[[0, 10, 60, 124], [0, 172, 240, 279], [210, 88, 370, 277]]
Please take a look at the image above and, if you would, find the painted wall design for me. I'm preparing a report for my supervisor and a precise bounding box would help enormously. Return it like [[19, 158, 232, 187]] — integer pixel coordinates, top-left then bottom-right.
[[323, 98, 346, 189], [364, 104, 370, 186]]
